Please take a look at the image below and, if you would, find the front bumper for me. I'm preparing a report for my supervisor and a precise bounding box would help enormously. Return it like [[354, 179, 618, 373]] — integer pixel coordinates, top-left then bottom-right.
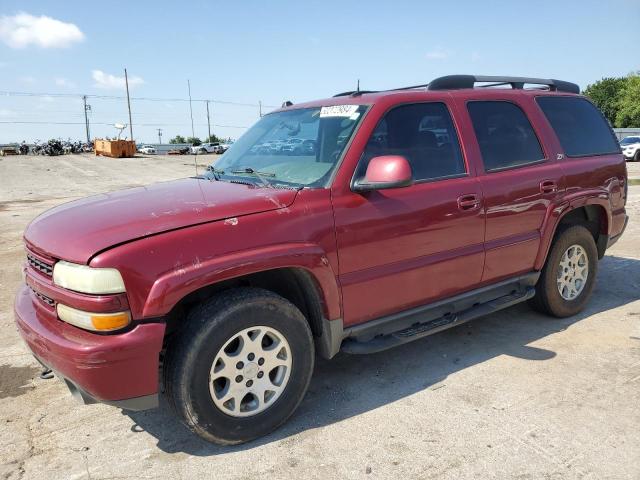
[[14, 284, 165, 410]]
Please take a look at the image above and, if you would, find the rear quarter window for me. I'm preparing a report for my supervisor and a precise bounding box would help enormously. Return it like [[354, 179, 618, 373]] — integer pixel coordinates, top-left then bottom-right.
[[536, 96, 620, 157]]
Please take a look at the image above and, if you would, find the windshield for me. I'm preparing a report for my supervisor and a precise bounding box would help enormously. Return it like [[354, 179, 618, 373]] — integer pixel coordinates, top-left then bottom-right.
[[620, 136, 640, 145], [210, 105, 367, 187]]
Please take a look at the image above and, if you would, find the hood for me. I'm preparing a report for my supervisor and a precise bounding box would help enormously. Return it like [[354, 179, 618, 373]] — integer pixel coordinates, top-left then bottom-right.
[[25, 178, 298, 264]]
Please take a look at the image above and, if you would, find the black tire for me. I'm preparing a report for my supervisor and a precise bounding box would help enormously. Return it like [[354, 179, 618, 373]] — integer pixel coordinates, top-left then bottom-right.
[[634, 150, 640, 162], [164, 288, 315, 445], [529, 225, 598, 317]]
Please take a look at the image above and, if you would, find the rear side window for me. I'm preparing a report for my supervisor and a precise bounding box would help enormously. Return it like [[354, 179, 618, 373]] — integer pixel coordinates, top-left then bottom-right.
[[362, 102, 465, 182], [536, 96, 619, 157], [467, 101, 544, 172]]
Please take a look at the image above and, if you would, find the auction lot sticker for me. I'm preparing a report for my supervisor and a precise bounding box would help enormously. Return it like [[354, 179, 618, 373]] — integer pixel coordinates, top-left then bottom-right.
[[320, 105, 359, 118]]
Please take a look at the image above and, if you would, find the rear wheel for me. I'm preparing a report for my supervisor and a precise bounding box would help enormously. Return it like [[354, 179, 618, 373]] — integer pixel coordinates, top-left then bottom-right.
[[529, 225, 598, 317], [164, 288, 314, 445], [634, 150, 640, 162]]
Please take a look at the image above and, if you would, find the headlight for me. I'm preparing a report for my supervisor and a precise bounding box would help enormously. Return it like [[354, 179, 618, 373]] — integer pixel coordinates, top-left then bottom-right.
[[57, 303, 131, 331], [53, 261, 126, 294]]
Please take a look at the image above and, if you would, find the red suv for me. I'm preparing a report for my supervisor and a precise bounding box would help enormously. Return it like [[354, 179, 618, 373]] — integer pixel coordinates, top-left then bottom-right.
[[15, 75, 628, 444]]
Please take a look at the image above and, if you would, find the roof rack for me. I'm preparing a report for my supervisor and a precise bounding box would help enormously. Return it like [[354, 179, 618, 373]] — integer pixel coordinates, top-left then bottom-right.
[[332, 75, 580, 98], [426, 75, 580, 94]]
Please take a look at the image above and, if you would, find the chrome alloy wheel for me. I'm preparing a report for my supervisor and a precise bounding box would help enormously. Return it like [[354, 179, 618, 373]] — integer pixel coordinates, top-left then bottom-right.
[[557, 244, 589, 300], [209, 326, 292, 417]]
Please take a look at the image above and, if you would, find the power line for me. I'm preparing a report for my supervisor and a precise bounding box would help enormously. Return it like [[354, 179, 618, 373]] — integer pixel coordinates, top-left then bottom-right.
[[0, 90, 279, 108], [0, 120, 250, 128]]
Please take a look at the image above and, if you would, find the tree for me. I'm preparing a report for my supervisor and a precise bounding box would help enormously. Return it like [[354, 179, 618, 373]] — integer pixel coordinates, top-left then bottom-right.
[[583, 77, 627, 126], [169, 135, 186, 144], [205, 134, 221, 143], [186, 137, 202, 146], [616, 74, 640, 128]]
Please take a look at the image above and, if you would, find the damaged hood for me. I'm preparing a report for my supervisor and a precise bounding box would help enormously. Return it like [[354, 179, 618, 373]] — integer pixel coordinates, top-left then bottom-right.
[[25, 178, 298, 264]]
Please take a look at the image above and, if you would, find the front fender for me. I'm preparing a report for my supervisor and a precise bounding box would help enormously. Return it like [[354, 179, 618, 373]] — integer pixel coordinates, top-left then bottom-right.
[[142, 243, 341, 319]]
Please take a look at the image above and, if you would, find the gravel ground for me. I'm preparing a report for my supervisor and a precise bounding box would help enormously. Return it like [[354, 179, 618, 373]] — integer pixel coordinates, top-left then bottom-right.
[[1, 154, 639, 480]]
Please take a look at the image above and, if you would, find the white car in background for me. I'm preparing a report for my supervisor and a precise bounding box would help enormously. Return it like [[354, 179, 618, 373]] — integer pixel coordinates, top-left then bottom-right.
[[190, 142, 219, 154], [620, 136, 640, 162], [217, 143, 232, 154], [139, 145, 157, 154]]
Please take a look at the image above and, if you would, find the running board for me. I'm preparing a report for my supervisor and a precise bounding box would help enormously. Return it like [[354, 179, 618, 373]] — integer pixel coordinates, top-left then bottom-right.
[[341, 286, 536, 355]]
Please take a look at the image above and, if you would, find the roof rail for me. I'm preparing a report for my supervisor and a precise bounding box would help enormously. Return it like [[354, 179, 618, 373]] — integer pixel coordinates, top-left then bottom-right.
[[333, 90, 378, 98], [427, 75, 580, 94]]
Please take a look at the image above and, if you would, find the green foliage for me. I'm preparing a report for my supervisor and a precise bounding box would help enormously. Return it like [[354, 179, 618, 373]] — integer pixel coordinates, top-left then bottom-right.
[[186, 136, 202, 146], [169, 135, 186, 144], [615, 75, 640, 128], [583, 77, 627, 125], [583, 73, 640, 127], [205, 134, 221, 143]]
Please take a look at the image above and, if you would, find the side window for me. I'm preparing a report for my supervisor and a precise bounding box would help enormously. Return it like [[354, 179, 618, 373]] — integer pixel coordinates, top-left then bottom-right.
[[536, 96, 619, 157], [362, 102, 466, 181], [467, 101, 544, 172]]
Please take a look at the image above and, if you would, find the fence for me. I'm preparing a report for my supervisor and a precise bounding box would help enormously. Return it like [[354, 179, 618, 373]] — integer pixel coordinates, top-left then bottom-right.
[[613, 128, 640, 141]]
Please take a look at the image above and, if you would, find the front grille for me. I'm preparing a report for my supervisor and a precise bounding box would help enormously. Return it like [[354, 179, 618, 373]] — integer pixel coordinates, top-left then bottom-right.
[[29, 285, 55, 307], [27, 254, 53, 276]]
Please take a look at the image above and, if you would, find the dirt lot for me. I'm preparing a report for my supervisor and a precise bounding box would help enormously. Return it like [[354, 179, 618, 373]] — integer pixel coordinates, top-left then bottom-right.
[[1, 154, 639, 480]]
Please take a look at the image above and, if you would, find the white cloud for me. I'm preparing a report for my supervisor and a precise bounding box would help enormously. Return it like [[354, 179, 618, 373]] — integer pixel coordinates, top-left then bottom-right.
[[0, 13, 84, 49], [92, 69, 144, 90], [55, 77, 76, 89], [426, 48, 449, 60]]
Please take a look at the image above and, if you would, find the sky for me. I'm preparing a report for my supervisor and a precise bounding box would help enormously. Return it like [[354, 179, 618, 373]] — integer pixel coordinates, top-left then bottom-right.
[[0, 0, 638, 144]]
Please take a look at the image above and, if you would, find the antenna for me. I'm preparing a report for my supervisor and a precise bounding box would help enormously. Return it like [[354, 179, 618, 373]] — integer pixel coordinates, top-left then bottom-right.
[[357, 79, 360, 93]]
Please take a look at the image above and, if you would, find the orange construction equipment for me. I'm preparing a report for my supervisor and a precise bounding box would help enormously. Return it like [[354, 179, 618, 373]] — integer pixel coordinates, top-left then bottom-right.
[[94, 140, 136, 158]]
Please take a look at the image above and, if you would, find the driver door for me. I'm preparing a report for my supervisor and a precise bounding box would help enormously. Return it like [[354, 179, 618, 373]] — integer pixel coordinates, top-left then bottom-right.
[[331, 101, 486, 326]]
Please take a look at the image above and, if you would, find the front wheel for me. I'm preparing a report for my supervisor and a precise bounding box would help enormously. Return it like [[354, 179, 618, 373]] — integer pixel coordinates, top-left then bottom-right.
[[164, 288, 315, 445], [634, 150, 640, 162], [529, 225, 598, 317]]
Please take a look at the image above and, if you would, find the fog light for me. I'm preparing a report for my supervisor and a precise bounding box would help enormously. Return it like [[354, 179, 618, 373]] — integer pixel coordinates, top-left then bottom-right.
[[56, 304, 131, 332]]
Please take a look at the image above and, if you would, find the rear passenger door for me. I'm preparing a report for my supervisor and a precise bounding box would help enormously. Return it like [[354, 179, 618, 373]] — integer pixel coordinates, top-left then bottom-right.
[[460, 97, 564, 283], [332, 101, 485, 326]]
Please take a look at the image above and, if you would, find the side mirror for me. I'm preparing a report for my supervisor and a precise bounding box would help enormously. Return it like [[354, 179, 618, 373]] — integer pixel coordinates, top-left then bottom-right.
[[353, 155, 413, 192]]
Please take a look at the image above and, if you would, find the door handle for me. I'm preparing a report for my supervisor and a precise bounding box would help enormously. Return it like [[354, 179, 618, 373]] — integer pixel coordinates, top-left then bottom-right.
[[457, 194, 481, 211], [540, 180, 558, 193]]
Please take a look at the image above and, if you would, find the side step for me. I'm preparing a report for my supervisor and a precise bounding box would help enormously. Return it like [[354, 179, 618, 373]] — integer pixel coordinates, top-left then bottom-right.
[[341, 287, 535, 354]]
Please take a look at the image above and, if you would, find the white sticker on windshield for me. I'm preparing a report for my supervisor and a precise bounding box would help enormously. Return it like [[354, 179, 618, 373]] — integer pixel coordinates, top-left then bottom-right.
[[320, 105, 359, 118]]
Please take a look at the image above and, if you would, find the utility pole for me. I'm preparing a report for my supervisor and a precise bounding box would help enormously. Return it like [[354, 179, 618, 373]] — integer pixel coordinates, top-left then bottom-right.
[[124, 68, 133, 141], [187, 79, 197, 175], [157, 128, 162, 144], [206, 100, 211, 142], [82, 95, 91, 143], [259, 100, 263, 117]]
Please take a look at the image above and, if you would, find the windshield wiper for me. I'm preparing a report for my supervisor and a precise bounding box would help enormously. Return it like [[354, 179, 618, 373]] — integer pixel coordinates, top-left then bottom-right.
[[230, 167, 276, 187], [206, 165, 225, 181]]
